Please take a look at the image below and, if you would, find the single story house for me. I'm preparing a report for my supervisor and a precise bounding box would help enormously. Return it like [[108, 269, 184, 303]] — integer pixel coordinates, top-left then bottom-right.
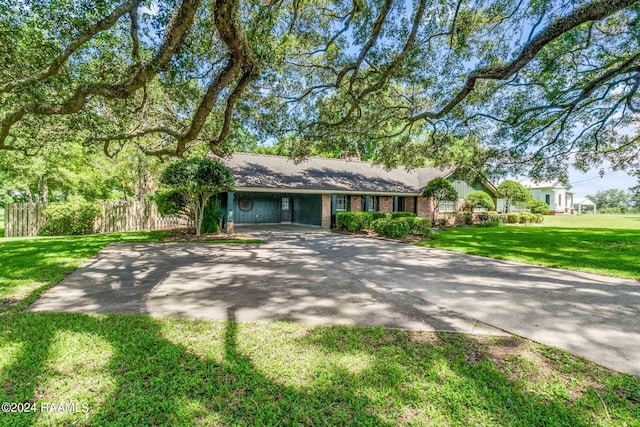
[[218, 153, 498, 232], [573, 197, 597, 214], [520, 179, 574, 215]]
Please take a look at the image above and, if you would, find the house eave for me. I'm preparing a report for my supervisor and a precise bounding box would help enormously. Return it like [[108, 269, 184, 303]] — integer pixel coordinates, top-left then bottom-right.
[[233, 187, 421, 197]]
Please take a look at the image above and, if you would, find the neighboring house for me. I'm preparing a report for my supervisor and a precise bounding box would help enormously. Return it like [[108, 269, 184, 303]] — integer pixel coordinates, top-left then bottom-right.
[[218, 153, 498, 231], [520, 179, 574, 215], [573, 197, 597, 214]]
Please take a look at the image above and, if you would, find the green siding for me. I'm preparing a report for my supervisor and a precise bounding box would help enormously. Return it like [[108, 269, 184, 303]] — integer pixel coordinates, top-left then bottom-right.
[[449, 179, 492, 198], [234, 193, 281, 224]]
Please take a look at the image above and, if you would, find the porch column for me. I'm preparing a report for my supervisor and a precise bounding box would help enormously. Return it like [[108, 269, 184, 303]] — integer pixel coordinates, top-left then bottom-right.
[[226, 191, 235, 234], [321, 194, 332, 228]]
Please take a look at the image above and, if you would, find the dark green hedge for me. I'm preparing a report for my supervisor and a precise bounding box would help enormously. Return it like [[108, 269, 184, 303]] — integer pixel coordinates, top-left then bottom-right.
[[336, 212, 373, 232]]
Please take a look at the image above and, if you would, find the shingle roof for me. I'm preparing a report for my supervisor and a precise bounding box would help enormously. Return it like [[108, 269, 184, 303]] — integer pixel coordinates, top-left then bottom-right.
[[220, 153, 455, 194]]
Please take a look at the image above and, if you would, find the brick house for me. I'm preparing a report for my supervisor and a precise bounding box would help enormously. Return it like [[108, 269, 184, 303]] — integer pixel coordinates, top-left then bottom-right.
[[219, 153, 498, 232]]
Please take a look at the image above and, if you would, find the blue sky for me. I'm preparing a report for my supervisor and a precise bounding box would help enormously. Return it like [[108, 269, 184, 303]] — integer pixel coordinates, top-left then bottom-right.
[[568, 168, 636, 197]]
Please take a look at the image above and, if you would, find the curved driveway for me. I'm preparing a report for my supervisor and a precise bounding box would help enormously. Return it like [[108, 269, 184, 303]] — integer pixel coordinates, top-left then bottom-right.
[[30, 225, 640, 376]]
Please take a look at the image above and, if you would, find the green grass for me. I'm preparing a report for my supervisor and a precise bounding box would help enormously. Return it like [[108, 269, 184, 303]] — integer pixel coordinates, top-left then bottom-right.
[[1, 314, 638, 426], [417, 215, 640, 279], [1, 229, 638, 425], [0, 231, 171, 312], [543, 214, 640, 229]]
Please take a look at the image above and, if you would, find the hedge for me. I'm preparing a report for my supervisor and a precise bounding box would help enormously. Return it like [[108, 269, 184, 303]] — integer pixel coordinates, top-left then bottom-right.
[[39, 201, 102, 236], [336, 212, 373, 232]]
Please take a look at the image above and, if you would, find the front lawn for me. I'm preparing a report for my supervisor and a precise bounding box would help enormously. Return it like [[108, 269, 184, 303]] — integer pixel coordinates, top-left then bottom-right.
[[543, 214, 640, 229], [1, 230, 638, 425], [417, 219, 640, 279], [0, 231, 171, 312], [1, 313, 639, 426]]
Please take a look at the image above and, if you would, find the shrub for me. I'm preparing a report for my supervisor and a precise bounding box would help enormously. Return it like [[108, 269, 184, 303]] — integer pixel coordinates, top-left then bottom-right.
[[371, 212, 390, 220], [410, 217, 432, 237], [535, 213, 544, 223], [436, 218, 449, 227], [202, 197, 222, 234], [465, 190, 495, 211], [390, 212, 416, 219], [373, 217, 411, 238], [336, 212, 373, 232], [526, 199, 550, 215], [477, 218, 502, 227], [506, 212, 521, 224], [40, 201, 102, 236], [461, 211, 473, 225], [152, 189, 186, 216]]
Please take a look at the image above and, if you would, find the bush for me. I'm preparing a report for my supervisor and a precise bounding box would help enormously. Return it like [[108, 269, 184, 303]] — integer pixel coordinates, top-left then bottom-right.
[[526, 199, 550, 215], [390, 212, 416, 219], [506, 212, 521, 224], [372, 217, 411, 238], [371, 212, 390, 220], [476, 218, 502, 227], [461, 211, 473, 225], [410, 217, 432, 237], [435, 218, 449, 227], [336, 212, 373, 232], [152, 189, 186, 216], [202, 197, 222, 234], [465, 190, 495, 211], [40, 201, 102, 236]]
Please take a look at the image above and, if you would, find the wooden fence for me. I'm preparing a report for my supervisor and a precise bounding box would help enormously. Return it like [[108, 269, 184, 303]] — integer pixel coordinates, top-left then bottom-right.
[[4, 201, 192, 238]]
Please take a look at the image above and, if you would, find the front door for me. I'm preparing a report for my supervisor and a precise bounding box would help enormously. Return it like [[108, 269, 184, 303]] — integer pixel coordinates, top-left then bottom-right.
[[281, 197, 292, 222]]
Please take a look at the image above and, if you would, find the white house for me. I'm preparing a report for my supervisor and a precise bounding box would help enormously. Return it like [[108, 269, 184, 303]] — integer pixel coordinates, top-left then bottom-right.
[[520, 180, 574, 215], [573, 197, 597, 214]]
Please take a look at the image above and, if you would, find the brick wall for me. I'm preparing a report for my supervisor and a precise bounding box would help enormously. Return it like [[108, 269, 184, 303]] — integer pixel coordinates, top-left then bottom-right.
[[321, 194, 332, 228], [417, 196, 435, 218], [350, 195, 362, 212], [404, 196, 416, 213], [379, 196, 393, 213]]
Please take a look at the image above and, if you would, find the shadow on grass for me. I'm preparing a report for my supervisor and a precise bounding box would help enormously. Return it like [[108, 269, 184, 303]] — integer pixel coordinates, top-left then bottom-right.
[[1, 311, 638, 426], [0, 232, 169, 312]]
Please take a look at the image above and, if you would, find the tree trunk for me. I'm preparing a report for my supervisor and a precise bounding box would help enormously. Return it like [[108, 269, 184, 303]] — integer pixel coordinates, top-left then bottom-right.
[[38, 175, 48, 204]]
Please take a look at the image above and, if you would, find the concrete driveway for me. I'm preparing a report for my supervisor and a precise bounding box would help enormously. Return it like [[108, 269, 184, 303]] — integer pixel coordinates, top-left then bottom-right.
[[30, 225, 640, 376]]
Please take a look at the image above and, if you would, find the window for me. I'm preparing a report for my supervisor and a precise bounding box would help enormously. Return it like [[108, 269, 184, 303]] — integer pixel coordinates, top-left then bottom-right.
[[335, 195, 348, 211], [438, 200, 456, 213], [396, 196, 405, 212], [558, 194, 562, 206], [365, 196, 378, 212], [281, 197, 289, 210], [545, 194, 551, 205]]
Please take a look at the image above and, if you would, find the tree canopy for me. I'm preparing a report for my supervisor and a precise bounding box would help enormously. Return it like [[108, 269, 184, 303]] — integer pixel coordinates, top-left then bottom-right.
[[422, 177, 458, 217], [497, 180, 530, 212], [1, 0, 639, 178]]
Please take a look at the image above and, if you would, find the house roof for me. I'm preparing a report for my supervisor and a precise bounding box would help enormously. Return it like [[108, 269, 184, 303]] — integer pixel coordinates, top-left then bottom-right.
[[520, 179, 570, 190], [573, 197, 596, 206], [220, 153, 456, 194]]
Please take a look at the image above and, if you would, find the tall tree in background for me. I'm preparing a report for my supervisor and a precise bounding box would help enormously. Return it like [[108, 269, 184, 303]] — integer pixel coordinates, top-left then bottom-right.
[[0, 0, 639, 178], [587, 189, 632, 209]]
